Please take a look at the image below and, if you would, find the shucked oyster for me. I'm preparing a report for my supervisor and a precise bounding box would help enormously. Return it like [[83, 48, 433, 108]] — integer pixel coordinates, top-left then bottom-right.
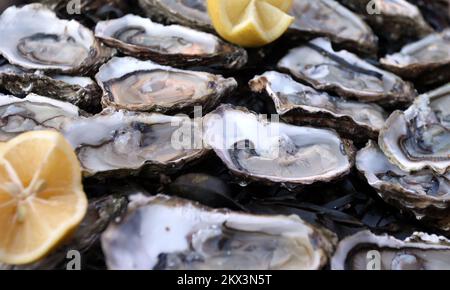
[[62, 109, 206, 177], [332, 231, 450, 270], [289, 0, 378, 55], [138, 0, 212, 32], [202, 104, 355, 188], [249, 71, 387, 140], [95, 14, 247, 69], [278, 38, 416, 106], [96, 57, 237, 114], [0, 94, 80, 142], [357, 141, 450, 220], [381, 29, 450, 85], [102, 194, 337, 270], [0, 4, 114, 75], [0, 64, 101, 112], [337, 0, 433, 48], [379, 84, 450, 175]]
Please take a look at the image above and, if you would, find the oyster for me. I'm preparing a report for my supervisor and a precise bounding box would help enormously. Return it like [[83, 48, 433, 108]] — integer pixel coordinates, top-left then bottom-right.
[[381, 29, 450, 85], [0, 64, 101, 112], [249, 71, 387, 140], [102, 194, 337, 270], [379, 84, 450, 174], [337, 0, 433, 47], [0, 4, 114, 75], [138, 0, 212, 32], [0, 94, 81, 142], [332, 231, 450, 270], [202, 104, 355, 188], [278, 38, 416, 106], [62, 109, 206, 177], [289, 0, 378, 55], [96, 57, 237, 114], [95, 14, 247, 69], [357, 141, 450, 220]]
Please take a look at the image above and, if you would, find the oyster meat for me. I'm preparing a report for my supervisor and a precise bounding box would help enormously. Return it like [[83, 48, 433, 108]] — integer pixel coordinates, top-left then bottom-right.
[[381, 29, 450, 85], [289, 0, 378, 55], [202, 104, 355, 187], [338, 0, 433, 48], [62, 109, 206, 177], [138, 0, 212, 31], [95, 14, 247, 69], [357, 141, 450, 220], [278, 38, 416, 106], [0, 93, 81, 142], [102, 194, 337, 270], [332, 231, 450, 270], [96, 57, 237, 114], [379, 84, 450, 174], [249, 71, 387, 140], [0, 64, 101, 112]]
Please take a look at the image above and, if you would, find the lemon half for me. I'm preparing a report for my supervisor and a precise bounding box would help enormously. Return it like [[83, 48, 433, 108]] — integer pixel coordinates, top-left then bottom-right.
[[208, 0, 294, 47], [0, 131, 87, 265]]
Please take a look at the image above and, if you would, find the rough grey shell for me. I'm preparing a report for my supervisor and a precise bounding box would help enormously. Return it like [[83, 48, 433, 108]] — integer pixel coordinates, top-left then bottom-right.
[[337, 0, 433, 47], [0, 64, 101, 112], [289, 0, 378, 55], [202, 104, 355, 188], [381, 29, 450, 86], [0, 4, 114, 75], [332, 231, 450, 270], [356, 141, 450, 220], [249, 71, 387, 141], [278, 38, 417, 106], [95, 14, 247, 69], [0, 94, 81, 142], [379, 84, 450, 175], [138, 0, 212, 32], [101, 194, 337, 270], [95, 57, 237, 114], [62, 109, 208, 177]]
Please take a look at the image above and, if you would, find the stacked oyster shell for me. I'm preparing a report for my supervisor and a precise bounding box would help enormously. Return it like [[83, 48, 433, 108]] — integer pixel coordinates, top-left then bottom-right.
[[356, 84, 450, 229]]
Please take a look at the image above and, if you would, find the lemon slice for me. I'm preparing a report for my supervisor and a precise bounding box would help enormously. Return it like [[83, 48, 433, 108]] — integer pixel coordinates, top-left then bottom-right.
[[0, 131, 87, 265], [207, 0, 294, 47]]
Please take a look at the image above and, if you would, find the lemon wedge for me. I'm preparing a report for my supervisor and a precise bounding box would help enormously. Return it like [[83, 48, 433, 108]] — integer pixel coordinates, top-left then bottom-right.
[[0, 131, 87, 265], [207, 0, 294, 47]]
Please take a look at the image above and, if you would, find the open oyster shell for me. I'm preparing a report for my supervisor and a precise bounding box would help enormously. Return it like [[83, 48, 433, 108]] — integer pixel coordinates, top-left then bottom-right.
[[0, 4, 114, 75], [95, 14, 247, 69], [357, 141, 450, 220], [138, 0, 212, 32], [0, 64, 101, 112], [338, 0, 433, 47], [381, 29, 450, 85], [379, 84, 450, 174], [202, 104, 355, 188], [0, 93, 81, 142], [249, 71, 387, 141], [332, 231, 450, 270], [278, 38, 416, 106], [102, 194, 337, 270], [289, 0, 378, 55], [62, 109, 207, 177], [96, 57, 237, 114]]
